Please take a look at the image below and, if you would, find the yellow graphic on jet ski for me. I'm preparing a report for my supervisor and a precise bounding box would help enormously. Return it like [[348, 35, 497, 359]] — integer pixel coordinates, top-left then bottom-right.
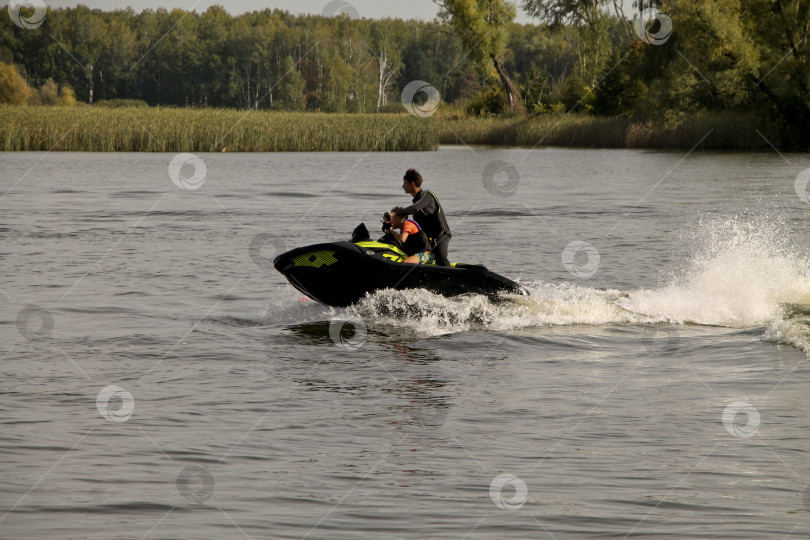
[[292, 250, 338, 268]]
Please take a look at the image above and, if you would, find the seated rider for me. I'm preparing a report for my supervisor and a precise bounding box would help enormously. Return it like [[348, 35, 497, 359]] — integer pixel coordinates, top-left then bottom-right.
[[385, 208, 434, 265]]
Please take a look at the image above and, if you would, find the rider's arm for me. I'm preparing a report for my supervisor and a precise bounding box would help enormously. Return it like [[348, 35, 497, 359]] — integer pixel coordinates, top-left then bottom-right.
[[388, 228, 410, 244], [395, 192, 434, 216]]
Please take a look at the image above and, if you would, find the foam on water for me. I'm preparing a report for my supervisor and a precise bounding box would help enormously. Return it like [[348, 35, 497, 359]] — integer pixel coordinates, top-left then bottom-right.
[[353, 283, 642, 337], [270, 215, 810, 353], [619, 215, 810, 324]]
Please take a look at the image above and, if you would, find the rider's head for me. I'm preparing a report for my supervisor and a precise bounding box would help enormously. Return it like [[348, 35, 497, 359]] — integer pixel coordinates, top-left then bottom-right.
[[403, 169, 423, 187], [390, 208, 406, 227]]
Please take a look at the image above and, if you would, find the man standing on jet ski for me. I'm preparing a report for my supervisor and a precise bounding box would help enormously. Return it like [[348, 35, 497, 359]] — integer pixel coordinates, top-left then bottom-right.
[[393, 169, 452, 266]]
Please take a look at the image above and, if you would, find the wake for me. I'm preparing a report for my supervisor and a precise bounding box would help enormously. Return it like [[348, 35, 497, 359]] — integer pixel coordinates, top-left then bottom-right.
[[267, 215, 810, 354]]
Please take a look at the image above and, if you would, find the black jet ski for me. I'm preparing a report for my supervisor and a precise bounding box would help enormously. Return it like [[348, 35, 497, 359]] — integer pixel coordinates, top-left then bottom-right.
[[273, 223, 528, 307]]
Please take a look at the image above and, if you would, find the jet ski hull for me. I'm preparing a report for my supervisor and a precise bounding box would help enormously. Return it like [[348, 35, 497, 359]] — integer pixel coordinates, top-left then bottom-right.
[[273, 241, 527, 307]]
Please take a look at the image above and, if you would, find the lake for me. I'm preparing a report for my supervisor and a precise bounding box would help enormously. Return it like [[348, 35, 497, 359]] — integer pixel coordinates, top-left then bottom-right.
[[2, 147, 810, 539]]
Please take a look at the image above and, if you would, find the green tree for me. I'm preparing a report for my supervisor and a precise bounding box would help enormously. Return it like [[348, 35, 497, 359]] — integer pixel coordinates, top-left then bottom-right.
[[368, 19, 407, 110], [276, 56, 305, 110], [434, 0, 524, 112], [507, 22, 577, 111], [586, 44, 647, 116], [521, 0, 603, 27], [319, 48, 353, 112], [522, 0, 619, 106], [641, 0, 810, 146]]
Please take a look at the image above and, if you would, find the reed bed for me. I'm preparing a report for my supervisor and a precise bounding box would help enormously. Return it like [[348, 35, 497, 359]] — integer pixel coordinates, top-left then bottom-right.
[[436, 112, 779, 150], [0, 106, 779, 152], [0, 106, 439, 152]]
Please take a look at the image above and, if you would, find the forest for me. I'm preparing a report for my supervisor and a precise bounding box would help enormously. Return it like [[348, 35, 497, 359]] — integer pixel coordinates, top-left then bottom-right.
[[1, 1, 809, 149]]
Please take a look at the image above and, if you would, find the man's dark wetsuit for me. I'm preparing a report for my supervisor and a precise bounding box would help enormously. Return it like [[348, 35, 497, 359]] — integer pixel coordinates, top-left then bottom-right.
[[395, 190, 452, 266]]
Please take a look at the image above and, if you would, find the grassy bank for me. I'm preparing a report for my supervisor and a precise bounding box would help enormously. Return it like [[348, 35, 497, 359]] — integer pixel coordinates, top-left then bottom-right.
[[437, 112, 781, 150], [0, 105, 781, 152], [0, 106, 438, 152]]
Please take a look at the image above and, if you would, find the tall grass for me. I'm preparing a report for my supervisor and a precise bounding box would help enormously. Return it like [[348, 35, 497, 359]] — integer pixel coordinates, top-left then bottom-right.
[[0, 106, 439, 152], [0, 105, 781, 152], [436, 111, 780, 150]]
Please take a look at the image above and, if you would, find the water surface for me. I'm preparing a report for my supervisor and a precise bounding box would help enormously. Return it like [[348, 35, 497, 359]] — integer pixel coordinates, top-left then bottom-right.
[[2, 148, 810, 539]]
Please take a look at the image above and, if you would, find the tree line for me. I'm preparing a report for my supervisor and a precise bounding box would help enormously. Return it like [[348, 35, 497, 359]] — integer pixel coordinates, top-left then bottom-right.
[[1, 5, 487, 112], [2, 1, 809, 147]]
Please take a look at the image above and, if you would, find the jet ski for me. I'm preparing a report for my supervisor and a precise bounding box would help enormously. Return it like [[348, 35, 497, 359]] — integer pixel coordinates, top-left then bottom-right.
[[273, 223, 528, 307]]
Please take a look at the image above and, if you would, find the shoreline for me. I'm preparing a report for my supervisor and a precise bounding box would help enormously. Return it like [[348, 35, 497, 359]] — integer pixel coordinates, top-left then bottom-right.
[[0, 106, 786, 152]]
